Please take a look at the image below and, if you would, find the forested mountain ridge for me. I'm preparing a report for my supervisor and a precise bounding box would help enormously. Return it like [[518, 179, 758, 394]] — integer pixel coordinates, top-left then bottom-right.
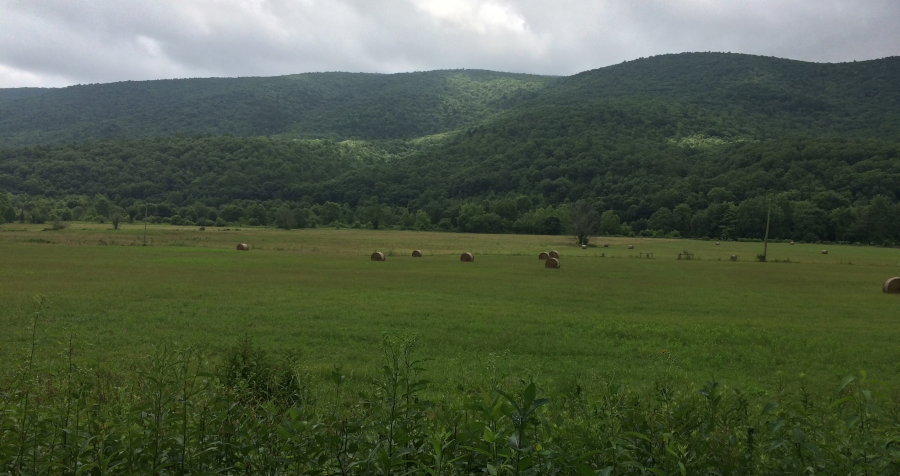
[[0, 70, 552, 147], [508, 53, 900, 141], [1, 53, 900, 244], [3, 53, 900, 148]]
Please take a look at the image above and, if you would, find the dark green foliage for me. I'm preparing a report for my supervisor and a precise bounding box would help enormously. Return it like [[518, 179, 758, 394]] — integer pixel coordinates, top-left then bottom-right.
[[0, 70, 551, 147], [3, 328, 900, 474]]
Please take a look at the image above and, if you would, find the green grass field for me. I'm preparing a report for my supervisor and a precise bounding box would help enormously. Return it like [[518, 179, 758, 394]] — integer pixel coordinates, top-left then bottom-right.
[[2, 223, 899, 394]]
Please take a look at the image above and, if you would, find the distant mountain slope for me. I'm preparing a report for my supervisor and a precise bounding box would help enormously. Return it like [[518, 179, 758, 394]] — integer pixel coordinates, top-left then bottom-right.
[[444, 52, 899, 148], [2, 53, 899, 148], [0, 70, 552, 147], [531, 53, 900, 140]]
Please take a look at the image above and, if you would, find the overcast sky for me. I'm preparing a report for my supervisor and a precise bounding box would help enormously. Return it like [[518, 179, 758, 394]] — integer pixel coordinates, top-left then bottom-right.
[[1, 0, 898, 88]]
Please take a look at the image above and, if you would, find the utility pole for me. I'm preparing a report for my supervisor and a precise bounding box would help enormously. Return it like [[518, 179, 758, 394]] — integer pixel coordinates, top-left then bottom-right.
[[762, 198, 771, 262], [143, 203, 148, 246]]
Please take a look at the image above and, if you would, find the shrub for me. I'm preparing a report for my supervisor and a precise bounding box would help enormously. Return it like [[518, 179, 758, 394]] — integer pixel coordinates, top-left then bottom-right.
[[220, 336, 307, 405], [49, 218, 68, 230]]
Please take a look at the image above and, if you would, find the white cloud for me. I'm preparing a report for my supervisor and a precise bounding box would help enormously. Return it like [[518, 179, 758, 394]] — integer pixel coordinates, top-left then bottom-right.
[[0, 63, 66, 88], [0, 0, 897, 87], [411, 0, 529, 34]]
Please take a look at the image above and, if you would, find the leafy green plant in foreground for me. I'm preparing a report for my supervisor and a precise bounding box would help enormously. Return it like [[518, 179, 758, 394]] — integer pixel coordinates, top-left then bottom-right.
[[2, 306, 900, 474]]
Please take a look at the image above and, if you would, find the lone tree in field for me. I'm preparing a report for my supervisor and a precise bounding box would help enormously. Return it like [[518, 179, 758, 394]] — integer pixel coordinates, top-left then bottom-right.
[[570, 200, 600, 246], [274, 206, 296, 230]]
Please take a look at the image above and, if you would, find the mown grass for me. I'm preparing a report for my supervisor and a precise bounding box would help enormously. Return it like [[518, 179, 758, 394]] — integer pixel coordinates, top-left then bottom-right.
[[2, 223, 899, 394]]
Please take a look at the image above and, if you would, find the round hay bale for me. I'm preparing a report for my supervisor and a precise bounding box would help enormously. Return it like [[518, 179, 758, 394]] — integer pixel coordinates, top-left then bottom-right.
[[581, 244, 587, 249], [371, 252, 386, 261], [603, 243, 609, 247], [790, 241, 795, 245], [538, 252, 550, 260], [715, 242, 720, 245], [412, 250, 423, 257], [236, 243, 249, 251], [549, 250, 560, 259], [884, 277, 900, 294], [822, 250, 828, 255], [628, 245, 634, 250], [545, 257, 560, 269], [460, 252, 474, 262]]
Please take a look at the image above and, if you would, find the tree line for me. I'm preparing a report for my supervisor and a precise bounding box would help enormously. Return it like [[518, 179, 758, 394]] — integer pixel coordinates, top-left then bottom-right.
[[4, 185, 899, 245]]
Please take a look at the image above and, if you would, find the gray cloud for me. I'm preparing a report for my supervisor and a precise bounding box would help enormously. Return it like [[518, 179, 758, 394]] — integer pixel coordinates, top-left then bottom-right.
[[1, 0, 898, 87]]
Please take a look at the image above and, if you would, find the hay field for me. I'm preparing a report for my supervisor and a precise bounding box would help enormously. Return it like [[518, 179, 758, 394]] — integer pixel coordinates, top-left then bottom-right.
[[2, 223, 899, 392]]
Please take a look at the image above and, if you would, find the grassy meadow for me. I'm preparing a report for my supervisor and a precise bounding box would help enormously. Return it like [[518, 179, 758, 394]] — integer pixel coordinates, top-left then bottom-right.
[[2, 222, 900, 394]]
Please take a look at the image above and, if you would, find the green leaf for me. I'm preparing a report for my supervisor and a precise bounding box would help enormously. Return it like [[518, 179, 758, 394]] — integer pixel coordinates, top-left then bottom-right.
[[483, 427, 495, 443], [836, 375, 855, 394], [622, 431, 652, 443], [527, 398, 549, 414], [575, 463, 596, 476], [495, 389, 520, 412], [768, 419, 784, 435], [524, 382, 536, 406], [507, 431, 521, 449], [829, 396, 853, 409]]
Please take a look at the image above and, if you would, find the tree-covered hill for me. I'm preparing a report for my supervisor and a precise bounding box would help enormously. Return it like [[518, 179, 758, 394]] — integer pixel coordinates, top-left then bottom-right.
[[512, 53, 900, 141], [0, 70, 552, 147], [4, 53, 899, 148], [1, 53, 899, 243]]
